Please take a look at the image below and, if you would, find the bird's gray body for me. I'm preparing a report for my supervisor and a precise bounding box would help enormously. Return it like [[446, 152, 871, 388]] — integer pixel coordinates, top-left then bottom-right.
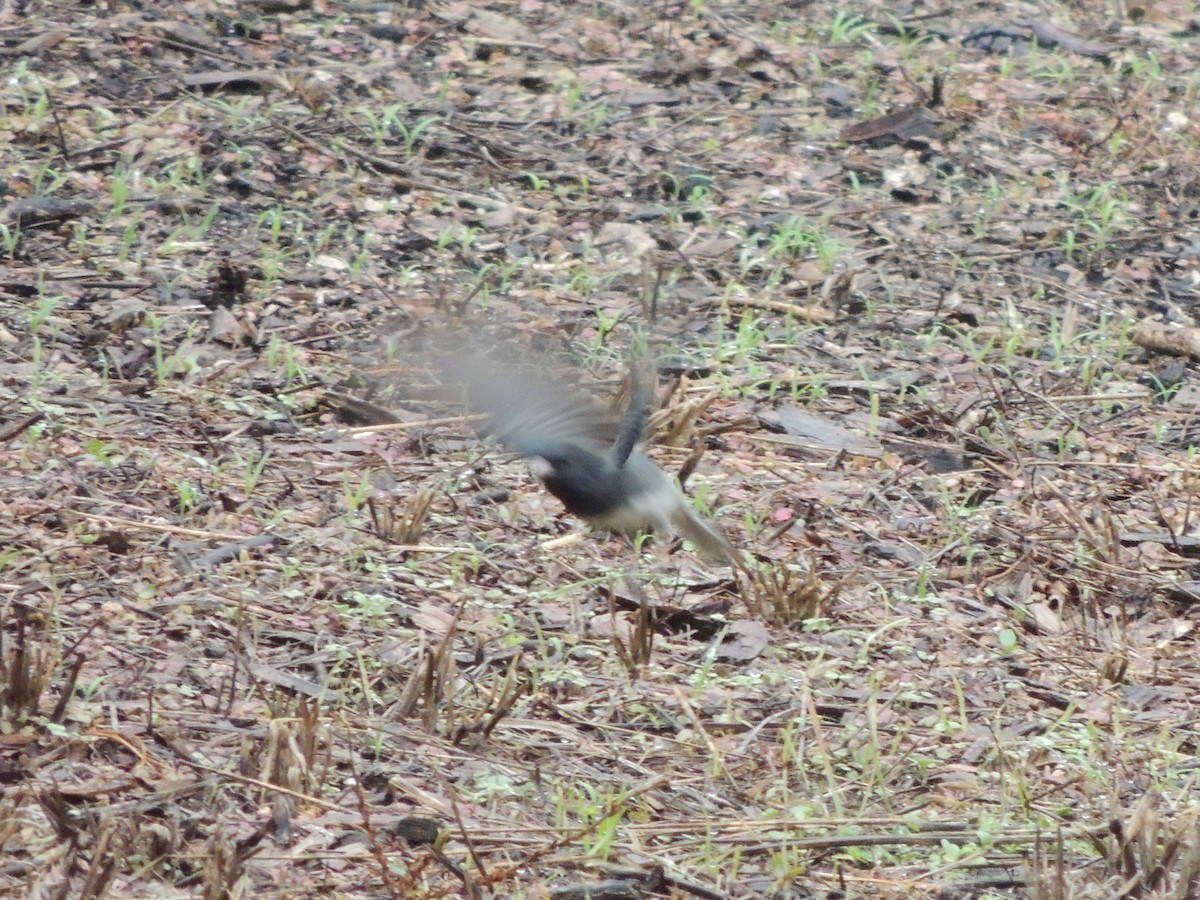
[[455, 355, 734, 562]]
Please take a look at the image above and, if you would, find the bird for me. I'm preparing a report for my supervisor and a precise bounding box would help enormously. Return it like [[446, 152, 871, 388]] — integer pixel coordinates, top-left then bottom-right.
[[450, 351, 736, 563]]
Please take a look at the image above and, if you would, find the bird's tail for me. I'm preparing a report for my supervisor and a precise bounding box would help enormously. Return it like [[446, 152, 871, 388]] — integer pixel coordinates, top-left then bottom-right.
[[669, 503, 736, 564]]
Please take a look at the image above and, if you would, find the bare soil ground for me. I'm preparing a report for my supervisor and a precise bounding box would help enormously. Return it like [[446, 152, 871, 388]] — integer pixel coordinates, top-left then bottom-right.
[[3, 0, 1200, 897]]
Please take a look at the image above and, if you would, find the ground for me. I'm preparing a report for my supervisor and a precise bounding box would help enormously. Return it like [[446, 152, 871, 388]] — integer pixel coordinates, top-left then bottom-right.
[[2, 0, 1200, 897]]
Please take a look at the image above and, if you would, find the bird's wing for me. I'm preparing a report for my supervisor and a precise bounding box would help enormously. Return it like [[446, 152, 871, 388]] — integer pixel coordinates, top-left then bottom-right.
[[451, 356, 621, 456], [610, 362, 653, 468]]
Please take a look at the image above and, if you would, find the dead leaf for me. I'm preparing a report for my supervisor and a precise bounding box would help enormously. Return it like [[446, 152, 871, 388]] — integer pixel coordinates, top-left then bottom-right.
[[183, 69, 289, 94], [412, 602, 457, 636], [714, 620, 770, 661], [841, 106, 937, 143]]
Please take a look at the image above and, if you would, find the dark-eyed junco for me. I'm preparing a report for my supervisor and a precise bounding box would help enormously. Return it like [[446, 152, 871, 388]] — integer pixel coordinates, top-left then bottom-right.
[[452, 354, 735, 563]]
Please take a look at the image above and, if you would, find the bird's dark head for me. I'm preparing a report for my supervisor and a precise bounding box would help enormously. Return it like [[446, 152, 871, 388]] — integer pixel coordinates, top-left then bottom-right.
[[528, 451, 574, 481], [527, 446, 623, 519], [529, 448, 596, 493]]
